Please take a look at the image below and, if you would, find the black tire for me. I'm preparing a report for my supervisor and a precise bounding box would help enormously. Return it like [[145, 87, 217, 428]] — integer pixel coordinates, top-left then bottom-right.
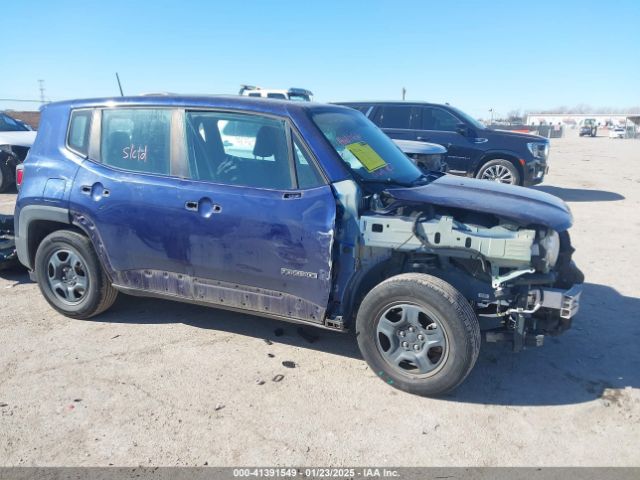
[[476, 158, 521, 185], [0, 160, 13, 193], [34, 229, 118, 319], [356, 273, 481, 396]]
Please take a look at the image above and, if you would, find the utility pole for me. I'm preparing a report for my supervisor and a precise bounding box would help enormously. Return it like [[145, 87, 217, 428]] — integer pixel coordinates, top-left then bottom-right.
[[38, 80, 46, 105], [402, 87, 406, 101]]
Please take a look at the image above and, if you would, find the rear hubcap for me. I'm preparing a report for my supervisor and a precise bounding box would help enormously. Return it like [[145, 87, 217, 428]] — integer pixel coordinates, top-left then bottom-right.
[[375, 303, 448, 377], [46, 249, 89, 304]]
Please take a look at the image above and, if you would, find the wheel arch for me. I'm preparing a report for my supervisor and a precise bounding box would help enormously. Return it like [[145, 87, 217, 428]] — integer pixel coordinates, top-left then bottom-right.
[[339, 252, 487, 327], [339, 253, 405, 327], [341, 252, 494, 327], [16, 206, 86, 271], [475, 152, 524, 183]]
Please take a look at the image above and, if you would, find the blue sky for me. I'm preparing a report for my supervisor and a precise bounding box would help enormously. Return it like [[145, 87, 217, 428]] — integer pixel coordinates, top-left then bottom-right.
[[2, 0, 639, 118]]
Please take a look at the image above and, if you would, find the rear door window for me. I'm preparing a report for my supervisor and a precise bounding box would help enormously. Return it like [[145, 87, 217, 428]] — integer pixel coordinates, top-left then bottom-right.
[[371, 106, 415, 129], [421, 107, 460, 131], [100, 109, 172, 175]]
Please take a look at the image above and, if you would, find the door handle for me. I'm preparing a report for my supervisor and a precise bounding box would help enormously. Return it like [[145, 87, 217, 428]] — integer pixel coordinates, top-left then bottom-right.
[[283, 192, 301, 199], [185, 199, 222, 214], [417, 136, 427, 141], [81, 184, 110, 197]]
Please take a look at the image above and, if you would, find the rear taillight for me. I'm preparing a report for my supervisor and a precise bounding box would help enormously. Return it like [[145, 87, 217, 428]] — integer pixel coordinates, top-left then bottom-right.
[[16, 164, 24, 187]]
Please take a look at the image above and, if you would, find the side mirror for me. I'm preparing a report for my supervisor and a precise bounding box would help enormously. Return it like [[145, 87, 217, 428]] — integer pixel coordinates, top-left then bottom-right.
[[456, 123, 470, 136]]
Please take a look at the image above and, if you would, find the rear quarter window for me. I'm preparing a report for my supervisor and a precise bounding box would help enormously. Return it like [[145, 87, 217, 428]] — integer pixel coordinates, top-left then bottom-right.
[[372, 106, 414, 129], [67, 110, 92, 156]]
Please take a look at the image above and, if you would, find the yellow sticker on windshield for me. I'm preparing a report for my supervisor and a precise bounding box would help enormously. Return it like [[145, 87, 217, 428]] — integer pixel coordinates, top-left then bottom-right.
[[345, 142, 387, 173]]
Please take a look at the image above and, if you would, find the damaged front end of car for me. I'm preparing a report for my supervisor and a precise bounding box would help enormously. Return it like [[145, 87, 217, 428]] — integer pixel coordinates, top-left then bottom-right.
[[354, 175, 584, 352]]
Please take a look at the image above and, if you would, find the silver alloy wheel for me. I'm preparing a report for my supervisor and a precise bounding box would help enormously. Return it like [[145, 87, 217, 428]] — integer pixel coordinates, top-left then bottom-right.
[[375, 303, 448, 378], [46, 249, 89, 305], [481, 164, 515, 184]]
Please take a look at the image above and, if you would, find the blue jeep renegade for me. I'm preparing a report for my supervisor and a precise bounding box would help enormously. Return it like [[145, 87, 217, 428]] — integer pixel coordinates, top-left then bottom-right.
[[14, 95, 583, 396]]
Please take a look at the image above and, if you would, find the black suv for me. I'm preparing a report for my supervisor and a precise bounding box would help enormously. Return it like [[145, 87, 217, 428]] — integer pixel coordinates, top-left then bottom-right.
[[336, 101, 549, 186]]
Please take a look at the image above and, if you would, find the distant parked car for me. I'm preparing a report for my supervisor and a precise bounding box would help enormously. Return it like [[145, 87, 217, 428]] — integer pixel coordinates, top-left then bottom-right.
[[609, 127, 626, 139], [579, 119, 597, 137], [335, 101, 549, 186], [0, 112, 37, 192], [14, 119, 34, 131]]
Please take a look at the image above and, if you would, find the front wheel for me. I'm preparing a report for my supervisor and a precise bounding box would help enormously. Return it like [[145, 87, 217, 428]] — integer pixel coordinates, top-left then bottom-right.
[[476, 159, 521, 185], [356, 273, 481, 396]]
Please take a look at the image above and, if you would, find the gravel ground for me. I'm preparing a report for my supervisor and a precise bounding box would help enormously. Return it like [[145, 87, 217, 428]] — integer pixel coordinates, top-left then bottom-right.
[[0, 131, 639, 467]]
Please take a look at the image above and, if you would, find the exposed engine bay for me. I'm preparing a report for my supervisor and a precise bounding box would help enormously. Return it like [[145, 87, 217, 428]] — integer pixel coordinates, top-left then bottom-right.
[[354, 186, 584, 351]]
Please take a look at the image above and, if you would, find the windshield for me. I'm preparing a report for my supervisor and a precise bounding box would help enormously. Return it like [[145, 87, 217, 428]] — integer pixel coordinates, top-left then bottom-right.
[[312, 110, 423, 186], [0, 113, 28, 132], [449, 106, 486, 130]]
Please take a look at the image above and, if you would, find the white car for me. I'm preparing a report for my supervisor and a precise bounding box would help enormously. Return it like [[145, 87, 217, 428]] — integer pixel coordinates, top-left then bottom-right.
[[0, 113, 37, 192], [609, 127, 626, 139], [239, 85, 313, 101]]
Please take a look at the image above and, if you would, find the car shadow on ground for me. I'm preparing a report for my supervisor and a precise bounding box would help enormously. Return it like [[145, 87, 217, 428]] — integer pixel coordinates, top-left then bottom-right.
[[533, 185, 625, 202], [0, 266, 30, 286], [3, 270, 638, 406], [2, 185, 18, 194], [448, 282, 640, 405], [97, 289, 363, 360]]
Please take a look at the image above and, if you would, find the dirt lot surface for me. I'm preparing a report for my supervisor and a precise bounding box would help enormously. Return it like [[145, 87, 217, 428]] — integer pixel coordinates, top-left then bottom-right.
[[1, 132, 639, 467]]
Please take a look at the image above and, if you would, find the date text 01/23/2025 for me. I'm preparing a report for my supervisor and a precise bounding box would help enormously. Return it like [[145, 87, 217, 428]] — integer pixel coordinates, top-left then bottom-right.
[[232, 468, 400, 477]]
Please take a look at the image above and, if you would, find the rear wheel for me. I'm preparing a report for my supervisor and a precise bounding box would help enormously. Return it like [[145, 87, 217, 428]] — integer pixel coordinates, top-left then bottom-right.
[[34, 230, 118, 319], [356, 273, 480, 396], [476, 159, 521, 185]]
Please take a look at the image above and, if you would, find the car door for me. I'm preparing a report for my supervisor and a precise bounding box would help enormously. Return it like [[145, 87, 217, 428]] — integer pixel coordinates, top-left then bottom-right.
[[413, 106, 480, 174], [69, 107, 195, 286], [370, 105, 419, 141], [173, 109, 336, 324]]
